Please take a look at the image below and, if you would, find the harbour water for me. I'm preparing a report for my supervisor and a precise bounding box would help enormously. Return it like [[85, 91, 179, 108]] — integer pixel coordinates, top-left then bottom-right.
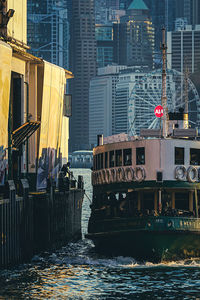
[[0, 169, 200, 299]]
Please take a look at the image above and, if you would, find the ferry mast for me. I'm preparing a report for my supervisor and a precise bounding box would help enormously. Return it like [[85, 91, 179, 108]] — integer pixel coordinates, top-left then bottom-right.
[[161, 28, 168, 137], [184, 64, 189, 114]]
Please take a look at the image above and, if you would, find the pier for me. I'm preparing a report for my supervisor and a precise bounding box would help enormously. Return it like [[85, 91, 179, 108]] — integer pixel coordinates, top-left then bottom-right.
[[0, 0, 84, 268], [0, 178, 83, 268]]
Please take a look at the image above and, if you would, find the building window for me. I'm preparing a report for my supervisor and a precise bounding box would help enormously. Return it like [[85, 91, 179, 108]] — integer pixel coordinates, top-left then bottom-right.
[[136, 147, 145, 165], [109, 151, 115, 168], [190, 148, 200, 165], [116, 150, 122, 167], [175, 147, 184, 165], [123, 148, 132, 166]]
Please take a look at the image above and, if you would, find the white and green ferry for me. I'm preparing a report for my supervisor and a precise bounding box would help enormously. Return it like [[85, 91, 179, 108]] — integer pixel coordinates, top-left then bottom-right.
[[86, 29, 200, 262]]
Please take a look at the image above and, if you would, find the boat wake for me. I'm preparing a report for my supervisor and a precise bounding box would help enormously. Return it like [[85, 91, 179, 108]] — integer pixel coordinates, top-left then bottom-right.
[[31, 239, 200, 270], [1, 239, 200, 300]]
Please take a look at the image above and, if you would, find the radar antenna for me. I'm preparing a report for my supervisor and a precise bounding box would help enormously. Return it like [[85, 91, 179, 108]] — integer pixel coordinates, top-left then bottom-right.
[[160, 28, 168, 137], [184, 60, 189, 114]]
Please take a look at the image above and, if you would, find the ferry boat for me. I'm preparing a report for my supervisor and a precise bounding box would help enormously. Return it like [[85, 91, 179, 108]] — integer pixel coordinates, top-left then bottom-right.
[[85, 30, 200, 262]]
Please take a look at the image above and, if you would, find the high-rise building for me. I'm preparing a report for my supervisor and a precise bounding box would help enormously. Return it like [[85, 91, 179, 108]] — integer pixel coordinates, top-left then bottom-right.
[[167, 25, 200, 74], [27, 0, 69, 69], [89, 65, 128, 147], [113, 0, 154, 68], [176, 0, 191, 24], [69, 0, 97, 151], [175, 0, 200, 26], [144, 0, 176, 52], [95, 0, 107, 24], [191, 0, 200, 25], [96, 24, 114, 68], [106, 0, 120, 8], [95, 0, 125, 24]]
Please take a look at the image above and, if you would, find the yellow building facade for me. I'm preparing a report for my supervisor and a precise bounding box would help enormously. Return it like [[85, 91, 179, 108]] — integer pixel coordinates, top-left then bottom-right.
[[0, 0, 73, 189], [7, 0, 27, 44]]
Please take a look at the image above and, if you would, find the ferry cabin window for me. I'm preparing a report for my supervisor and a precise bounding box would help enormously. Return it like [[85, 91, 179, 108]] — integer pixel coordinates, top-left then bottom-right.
[[97, 154, 100, 170], [175, 192, 189, 210], [142, 192, 154, 211], [116, 150, 122, 167], [105, 152, 108, 169], [175, 147, 184, 165], [190, 149, 200, 165], [109, 151, 115, 167], [136, 147, 145, 165], [100, 153, 103, 169], [123, 148, 132, 166], [93, 155, 96, 170]]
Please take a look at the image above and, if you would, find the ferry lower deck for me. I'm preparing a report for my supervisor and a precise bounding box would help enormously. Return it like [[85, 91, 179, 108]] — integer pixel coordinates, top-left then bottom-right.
[[92, 185, 200, 219]]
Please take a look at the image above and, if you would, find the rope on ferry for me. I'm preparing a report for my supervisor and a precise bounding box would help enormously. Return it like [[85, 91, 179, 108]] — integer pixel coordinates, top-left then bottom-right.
[[84, 191, 92, 204]]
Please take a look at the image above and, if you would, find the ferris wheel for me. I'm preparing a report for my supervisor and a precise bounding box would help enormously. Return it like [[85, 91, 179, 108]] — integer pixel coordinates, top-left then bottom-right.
[[128, 69, 200, 136]]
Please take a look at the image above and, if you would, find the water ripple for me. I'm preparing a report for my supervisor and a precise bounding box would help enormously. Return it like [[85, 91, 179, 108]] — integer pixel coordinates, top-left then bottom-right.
[[0, 169, 200, 299]]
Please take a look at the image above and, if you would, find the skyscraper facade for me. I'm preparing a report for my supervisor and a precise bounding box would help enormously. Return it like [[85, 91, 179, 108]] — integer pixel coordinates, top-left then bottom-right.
[[27, 0, 69, 69], [175, 0, 200, 26], [113, 0, 154, 68], [167, 25, 200, 74], [95, 0, 125, 24], [69, 0, 97, 151], [145, 0, 176, 52], [192, 0, 200, 25], [89, 65, 128, 147], [96, 24, 114, 68]]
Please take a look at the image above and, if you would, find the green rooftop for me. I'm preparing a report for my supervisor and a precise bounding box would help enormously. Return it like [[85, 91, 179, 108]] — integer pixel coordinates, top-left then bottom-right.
[[128, 0, 149, 10]]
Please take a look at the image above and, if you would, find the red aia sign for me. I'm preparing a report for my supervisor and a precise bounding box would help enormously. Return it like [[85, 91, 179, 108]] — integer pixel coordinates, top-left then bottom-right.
[[154, 105, 164, 118]]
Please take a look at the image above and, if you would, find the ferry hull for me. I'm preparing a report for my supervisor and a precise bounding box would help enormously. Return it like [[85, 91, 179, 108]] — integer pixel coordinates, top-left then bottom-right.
[[86, 217, 200, 262]]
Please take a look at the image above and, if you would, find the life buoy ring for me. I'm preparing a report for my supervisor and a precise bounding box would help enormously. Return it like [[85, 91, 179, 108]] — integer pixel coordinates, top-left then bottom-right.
[[110, 168, 117, 183], [117, 167, 125, 182], [175, 166, 187, 181], [187, 166, 198, 183], [125, 167, 134, 182], [135, 166, 146, 182]]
